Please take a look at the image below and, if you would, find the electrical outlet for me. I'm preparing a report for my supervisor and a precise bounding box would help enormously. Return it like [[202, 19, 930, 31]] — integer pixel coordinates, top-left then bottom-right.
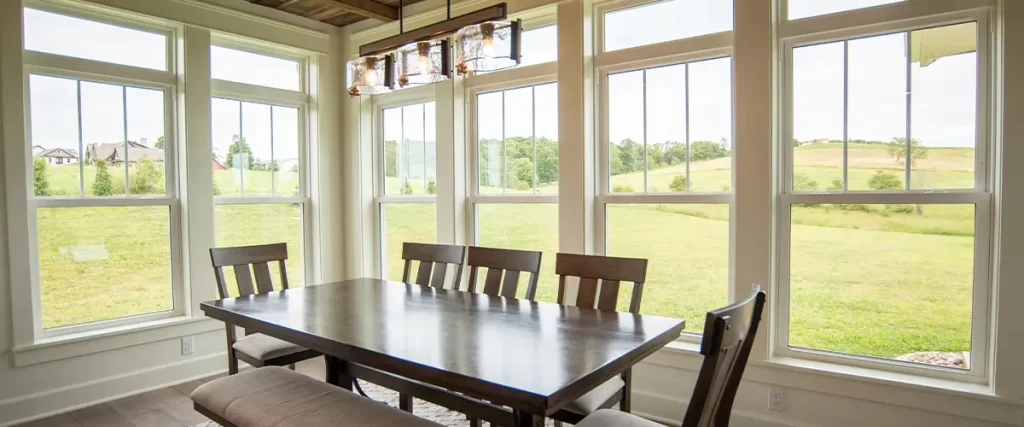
[[181, 336, 194, 355], [769, 386, 786, 412]]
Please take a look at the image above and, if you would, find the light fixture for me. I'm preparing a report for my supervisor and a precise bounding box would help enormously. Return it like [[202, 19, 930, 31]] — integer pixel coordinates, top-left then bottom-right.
[[347, 55, 394, 97], [455, 19, 521, 75], [396, 39, 450, 88]]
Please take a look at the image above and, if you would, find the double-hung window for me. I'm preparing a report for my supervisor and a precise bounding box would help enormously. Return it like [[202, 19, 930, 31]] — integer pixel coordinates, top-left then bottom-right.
[[596, 0, 733, 333], [374, 93, 438, 281], [210, 41, 312, 290], [23, 7, 181, 334], [779, 4, 991, 377]]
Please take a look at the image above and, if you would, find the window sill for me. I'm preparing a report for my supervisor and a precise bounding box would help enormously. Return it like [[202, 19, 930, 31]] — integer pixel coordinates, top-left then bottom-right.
[[647, 344, 1022, 424], [12, 316, 224, 367]]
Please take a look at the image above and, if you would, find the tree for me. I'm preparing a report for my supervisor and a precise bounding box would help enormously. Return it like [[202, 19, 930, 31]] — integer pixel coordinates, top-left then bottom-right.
[[129, 158, 161, 195], [154, 136, 165, 149], [384, 140, 398, 177], [868, 169, 902, 190], [690, 140, 731, 162], [513, 158, 533, 187], [225, 135, 255, 170], [427, 180, 436, 195], [402, 179, 414, 195], [887, 137, 928, 167], [33, 157, 52, 196], [91, 159, 114, 196], [669, 174, 688, 192], [662, 141, 687, 166], [794, 172, 819, 191], [535, 138, 559, 184], [212, 176, 223, 196]]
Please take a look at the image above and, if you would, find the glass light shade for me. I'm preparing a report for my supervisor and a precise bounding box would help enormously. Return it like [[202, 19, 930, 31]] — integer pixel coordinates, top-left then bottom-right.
[[347, 55, 394, 97], [396, 40, 450, 88], [455, 20, 521, 75]]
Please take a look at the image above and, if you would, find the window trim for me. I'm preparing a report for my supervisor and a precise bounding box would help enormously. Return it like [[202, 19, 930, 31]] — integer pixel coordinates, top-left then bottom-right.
[[594, 0, 734, 55], [775, 9, 994, 382]]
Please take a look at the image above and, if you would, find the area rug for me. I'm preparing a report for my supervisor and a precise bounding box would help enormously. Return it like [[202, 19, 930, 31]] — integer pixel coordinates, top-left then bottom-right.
[[192, 381, 557, 426]]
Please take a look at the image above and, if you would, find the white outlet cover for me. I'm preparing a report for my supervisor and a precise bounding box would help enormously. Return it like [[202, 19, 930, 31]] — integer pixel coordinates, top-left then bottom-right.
[[181, 336, 194, 355]]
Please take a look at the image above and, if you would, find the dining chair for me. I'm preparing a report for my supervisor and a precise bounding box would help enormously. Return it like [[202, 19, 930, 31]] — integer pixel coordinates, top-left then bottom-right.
[[550, 252, 649, 426], [465, 246, 543, 297], [575, 286, 767, 427], [209, 243, 320, 375], [401, 242, 467, 289]]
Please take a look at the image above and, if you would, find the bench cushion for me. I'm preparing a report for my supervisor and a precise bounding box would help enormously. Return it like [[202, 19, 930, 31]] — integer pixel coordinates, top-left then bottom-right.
[[232, 333, 307, 361], [191, 367, 443, 427], [576, 409, 662, 427], [563, 377, 625, 414]]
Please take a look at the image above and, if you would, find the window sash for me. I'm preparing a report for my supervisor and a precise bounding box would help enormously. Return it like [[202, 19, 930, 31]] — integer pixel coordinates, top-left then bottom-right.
[[776, 10, 993, 379]]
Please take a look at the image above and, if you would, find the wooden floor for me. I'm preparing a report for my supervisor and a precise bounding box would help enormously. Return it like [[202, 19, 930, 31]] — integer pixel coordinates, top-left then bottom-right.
[[15, 358, 327, 427]]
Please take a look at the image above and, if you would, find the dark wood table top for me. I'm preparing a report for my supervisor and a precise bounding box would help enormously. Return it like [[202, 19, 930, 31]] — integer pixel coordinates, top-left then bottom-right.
[[200, 278, 685, 414]]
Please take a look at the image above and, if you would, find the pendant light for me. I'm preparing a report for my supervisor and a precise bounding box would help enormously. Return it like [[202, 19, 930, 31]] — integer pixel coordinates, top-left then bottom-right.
[[347, 54, 394, 97], [396, 39, 451, 87], [455, 19, 521, 75]]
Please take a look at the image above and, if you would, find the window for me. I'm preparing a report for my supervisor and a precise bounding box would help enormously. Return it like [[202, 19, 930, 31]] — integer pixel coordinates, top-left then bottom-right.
[[377, 101, 437, 280], [211, 40, 310, 288], [788, 0, 903, 20], [603, 0, 732, 52], [471, 82, 558, 300], [24, 9, 179, 332], [782, 21, 987, 372], [211, 45, 302, 91], [24, 8, 169, 71], [601, 57, 732, 334], [521, 25, 557, 65]]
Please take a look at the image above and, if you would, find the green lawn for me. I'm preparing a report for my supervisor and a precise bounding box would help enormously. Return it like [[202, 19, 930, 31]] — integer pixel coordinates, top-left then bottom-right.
[[35, 147, 976, 363]]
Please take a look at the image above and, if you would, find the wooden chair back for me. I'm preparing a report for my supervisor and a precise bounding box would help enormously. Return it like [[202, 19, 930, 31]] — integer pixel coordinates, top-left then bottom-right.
[[554, 253, 648, 313], [465, 246, 543, 299], [681, 286, 767, 427], [401, 242, 467, 289], [209, 243, 289, 299]]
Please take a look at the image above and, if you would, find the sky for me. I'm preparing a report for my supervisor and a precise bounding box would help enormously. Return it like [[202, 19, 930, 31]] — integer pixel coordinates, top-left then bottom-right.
[[27, 0, 977, 188]]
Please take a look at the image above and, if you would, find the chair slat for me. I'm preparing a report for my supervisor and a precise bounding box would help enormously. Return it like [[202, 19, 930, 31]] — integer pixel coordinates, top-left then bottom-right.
[[415, 261, 433, 286], [482, 268, 503, 296], [467, 266, 481, 292], [575, 277, 599, 309], [555, 252, 647, 283], [557, 275, 567, 305], [233, 264, 256, 296], [213, 266, 230, 299], [501, 270, 520, 298], [211, 243, 288, 267], [278, 260, 290, 289], [253, 262, 274, 293], [430, 262, 448, 288], [596, 279, 620, 311]]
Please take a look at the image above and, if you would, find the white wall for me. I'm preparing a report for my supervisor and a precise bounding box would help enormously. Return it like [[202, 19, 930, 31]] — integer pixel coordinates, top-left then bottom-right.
[[0, 1, 345, 425]]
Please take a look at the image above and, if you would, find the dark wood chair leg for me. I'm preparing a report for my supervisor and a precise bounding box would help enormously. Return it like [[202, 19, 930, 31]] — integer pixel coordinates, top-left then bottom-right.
[[399, 393, 413, 413], [469, 418, 482, 427], [225, 327, 239, 375], [621, 367, 632, 412], [513, 409, 543, 427]]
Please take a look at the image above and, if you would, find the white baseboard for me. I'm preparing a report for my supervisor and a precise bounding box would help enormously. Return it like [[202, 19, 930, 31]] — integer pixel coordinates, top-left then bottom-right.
[[0, 352, 227, 427], [632, 389, 813, 427]]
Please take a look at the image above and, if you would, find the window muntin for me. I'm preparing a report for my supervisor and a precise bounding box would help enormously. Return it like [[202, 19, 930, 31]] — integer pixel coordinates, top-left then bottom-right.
[[476, 203, 558, 301], [788, 0, 903, 20], [790, 23, 978, 192], [24, 8, 168, 71], [603, 0, 733, 52], [608, 57, 732, 193], [383, 102, 437, 196], [782, 20, 987, 372], [476, 83, 559, 194], [211, 45, 302, 91], [211, 98, 301, 196]]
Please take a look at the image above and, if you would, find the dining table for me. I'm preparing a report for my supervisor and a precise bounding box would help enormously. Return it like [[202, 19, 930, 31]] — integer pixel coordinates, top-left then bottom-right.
[[200, 278, 685, 427]]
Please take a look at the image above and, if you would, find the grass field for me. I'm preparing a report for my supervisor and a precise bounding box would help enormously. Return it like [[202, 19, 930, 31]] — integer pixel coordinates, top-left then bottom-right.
[[35, 144, 977, 365]]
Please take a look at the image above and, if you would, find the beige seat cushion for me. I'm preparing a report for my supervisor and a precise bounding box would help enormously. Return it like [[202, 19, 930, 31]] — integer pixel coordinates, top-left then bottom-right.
[[562, 377, 625, 414], [191, 366, 443, 427], [233, 333, 307, 361], [576, 409, 663, 427]]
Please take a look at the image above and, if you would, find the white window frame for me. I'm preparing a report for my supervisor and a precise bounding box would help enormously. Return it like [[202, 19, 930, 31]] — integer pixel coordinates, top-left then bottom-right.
[[776, 2, 995, 382], [210, 35, 315, 288], [371, 86, 438, 278], [20, 2, 184, 338], [592, 0, 734, 340]]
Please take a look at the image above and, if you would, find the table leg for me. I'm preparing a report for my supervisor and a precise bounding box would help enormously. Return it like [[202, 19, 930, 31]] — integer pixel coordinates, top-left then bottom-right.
[[399, 393, 413, 412], [324, 356, 353, 391], [513, 409, 543, 427], [621, 367, 632, 412]]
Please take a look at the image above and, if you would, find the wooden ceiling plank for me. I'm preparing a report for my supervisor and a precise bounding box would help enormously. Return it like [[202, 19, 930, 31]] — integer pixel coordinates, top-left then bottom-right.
[[277, 0, 304, 8], [307, 0, 398, 22], [308, 6, 349, 21]]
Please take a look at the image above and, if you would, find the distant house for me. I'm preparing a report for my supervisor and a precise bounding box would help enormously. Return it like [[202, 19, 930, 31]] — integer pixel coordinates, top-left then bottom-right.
[[34, 148, 79, 165], [85, 141, 164, 166], [32, 145, 45, 155], [212, 159, 226, 171]]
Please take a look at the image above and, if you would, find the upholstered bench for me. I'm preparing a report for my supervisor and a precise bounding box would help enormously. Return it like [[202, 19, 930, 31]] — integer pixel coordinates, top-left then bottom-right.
[[191, 366, 443, 427]]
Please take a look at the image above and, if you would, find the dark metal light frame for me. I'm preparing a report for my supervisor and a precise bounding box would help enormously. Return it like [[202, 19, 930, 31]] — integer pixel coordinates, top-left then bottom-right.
[[359, 3, 508, 57]]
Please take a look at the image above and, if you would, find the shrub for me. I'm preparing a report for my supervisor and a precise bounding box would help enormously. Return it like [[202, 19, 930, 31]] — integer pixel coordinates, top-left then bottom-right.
[[426, 180, 436, 195], [91, 159, 114, 196], [794, 172, 819, 191], [720, 184, 731, 192], [669, 175, 688, 192], [889, 205, 916, 214], [129, 158, 162, 195], [33, 158, 52, 196], [613, 184, 635, 193], [868, 169, 902, 190], [212, 176, 223, 196], [828, 179, 843, 191], [402, 180, 414, 195]]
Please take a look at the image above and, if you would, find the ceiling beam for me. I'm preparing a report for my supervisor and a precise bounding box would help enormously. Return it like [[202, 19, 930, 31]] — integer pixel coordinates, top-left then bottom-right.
[[306, 0, 398, 22]]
